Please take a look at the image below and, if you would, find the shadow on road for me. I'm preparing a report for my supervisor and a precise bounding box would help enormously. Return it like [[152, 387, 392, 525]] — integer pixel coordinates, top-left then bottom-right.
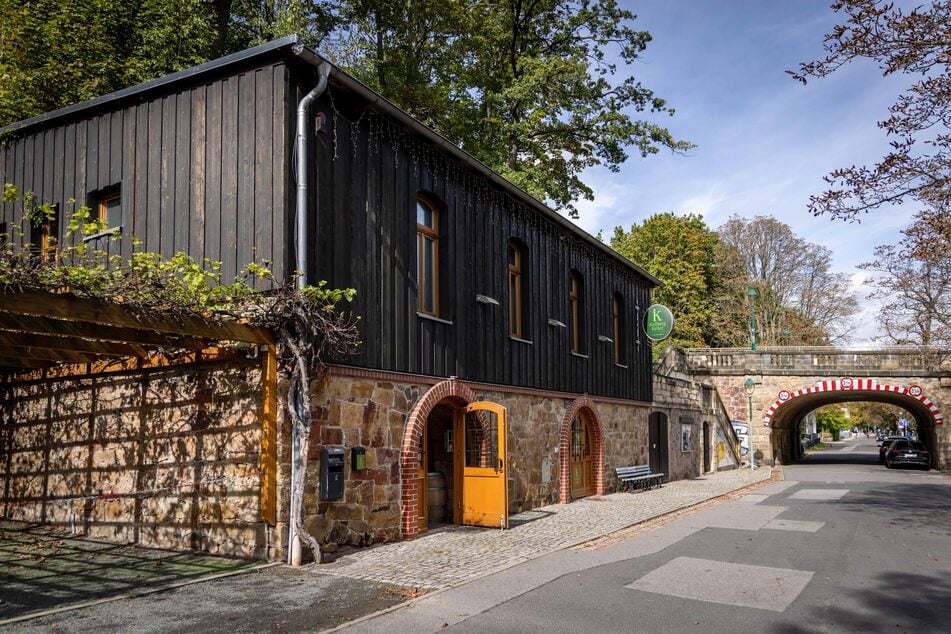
[[777, 571, 951, 633]]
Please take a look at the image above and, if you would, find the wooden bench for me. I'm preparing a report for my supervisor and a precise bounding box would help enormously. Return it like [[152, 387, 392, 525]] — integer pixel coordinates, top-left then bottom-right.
[[616, 464, 665, 492]]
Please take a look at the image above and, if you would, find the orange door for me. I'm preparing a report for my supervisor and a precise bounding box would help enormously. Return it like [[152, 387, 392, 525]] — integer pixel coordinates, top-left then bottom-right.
[[570, 415, 594, 499], [456, 402, 508, 529]]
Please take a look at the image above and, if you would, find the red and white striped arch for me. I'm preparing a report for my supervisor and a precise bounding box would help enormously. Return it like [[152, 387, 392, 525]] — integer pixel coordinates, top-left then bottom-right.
[[763, 377, 944, 427]]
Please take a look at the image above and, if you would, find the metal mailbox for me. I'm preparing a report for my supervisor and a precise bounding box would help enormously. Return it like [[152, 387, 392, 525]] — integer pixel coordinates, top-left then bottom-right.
[[320, 447, 345, 501]]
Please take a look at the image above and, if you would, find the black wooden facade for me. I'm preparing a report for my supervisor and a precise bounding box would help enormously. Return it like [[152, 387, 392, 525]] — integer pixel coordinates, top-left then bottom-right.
[[0, 38, 657, 402]]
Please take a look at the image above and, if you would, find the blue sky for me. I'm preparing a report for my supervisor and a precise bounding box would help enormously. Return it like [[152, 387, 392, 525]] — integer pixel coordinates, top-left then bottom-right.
[[564, 1, 917, 342]]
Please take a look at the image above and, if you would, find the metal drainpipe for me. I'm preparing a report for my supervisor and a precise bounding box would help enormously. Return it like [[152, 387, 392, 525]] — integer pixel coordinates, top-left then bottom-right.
[[289, 60, 330, 567]]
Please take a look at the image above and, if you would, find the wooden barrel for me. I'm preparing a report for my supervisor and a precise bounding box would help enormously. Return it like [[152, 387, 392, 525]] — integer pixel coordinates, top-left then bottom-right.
[[427, 471, 446, 523]]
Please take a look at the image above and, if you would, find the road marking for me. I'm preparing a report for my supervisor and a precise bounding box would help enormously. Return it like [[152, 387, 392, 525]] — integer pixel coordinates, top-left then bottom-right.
[[626, 556, 814, 612], [789, 488, 849, 500], [763, 519, 825, 532]]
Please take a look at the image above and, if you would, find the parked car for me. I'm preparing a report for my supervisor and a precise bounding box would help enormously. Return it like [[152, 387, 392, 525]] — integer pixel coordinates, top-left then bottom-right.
[[883, 439, 930, 470], [879, 436, 906, 464]]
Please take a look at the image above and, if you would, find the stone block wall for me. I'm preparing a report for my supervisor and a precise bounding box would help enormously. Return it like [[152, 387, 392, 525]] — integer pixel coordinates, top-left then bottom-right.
[[1, 356, 267, 558], [296, 371, 653, 553]]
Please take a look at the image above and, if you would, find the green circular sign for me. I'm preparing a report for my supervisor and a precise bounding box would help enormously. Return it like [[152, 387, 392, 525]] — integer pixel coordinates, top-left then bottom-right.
[[643, 304, 674, 341]]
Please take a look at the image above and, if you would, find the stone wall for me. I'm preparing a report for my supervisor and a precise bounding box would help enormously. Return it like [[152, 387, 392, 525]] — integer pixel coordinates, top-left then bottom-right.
[[296, 371, 656, 553], [1, 356, 267, 559], [652, 352, 741, 478]]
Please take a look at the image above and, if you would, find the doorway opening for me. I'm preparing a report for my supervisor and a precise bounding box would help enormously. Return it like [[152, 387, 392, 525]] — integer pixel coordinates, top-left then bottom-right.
[[569, 412, 595, 499], [648, 412, 669, 481], [402, 380, 509, 540], [702, 421, 711, 473]]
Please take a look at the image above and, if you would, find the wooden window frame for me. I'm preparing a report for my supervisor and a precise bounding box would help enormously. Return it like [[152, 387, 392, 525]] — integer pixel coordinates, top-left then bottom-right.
[[98, 190, 121, 230], [416, 196, 439, 316], [30, 205, 58, 261], [508, 240, 523, 339], [613, 293, 624, 365], [569, 271, 583, 354]]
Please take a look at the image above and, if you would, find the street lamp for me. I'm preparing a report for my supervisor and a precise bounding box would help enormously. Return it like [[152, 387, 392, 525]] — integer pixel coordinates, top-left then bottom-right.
[[747, 288, 759, 351], [782, 328, 791, 346], [744, 377, 757, 469]]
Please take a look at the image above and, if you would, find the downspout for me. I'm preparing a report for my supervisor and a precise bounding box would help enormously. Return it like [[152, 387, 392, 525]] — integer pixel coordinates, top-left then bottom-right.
[[289, 57, 330, 567]]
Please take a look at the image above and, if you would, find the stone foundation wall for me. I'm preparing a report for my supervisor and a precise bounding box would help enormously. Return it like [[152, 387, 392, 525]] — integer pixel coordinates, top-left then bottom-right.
[[1, 357, 267, 559], [298, 372, 660, 553]]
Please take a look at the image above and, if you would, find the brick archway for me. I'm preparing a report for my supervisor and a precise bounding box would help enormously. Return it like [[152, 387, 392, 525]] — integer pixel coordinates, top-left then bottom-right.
[[559, 396, 605, 503], [400, 379, 479, 540]]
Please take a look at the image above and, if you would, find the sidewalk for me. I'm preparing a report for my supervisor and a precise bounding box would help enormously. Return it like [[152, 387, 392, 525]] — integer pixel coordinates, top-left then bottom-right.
[[317, 466, 774, 591]]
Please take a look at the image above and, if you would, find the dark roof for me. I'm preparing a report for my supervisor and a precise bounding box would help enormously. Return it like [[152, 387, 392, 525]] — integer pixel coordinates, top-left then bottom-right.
[[0, 35, 661, 287]]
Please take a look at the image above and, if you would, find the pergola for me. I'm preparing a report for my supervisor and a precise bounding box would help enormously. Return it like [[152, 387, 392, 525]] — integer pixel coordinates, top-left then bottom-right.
[[0, 288, 279, 524]]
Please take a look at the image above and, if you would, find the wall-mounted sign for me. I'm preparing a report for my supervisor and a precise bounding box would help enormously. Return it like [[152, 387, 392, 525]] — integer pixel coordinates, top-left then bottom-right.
[[643, 304, 674, 341]]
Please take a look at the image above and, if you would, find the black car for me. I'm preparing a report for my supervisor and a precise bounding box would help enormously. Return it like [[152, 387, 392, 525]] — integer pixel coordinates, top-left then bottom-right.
[[879, 436, 906, 463], [883, 439, 930, 470]]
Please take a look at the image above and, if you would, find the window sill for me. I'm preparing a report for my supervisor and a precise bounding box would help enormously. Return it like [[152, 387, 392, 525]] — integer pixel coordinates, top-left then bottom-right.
[[570, 352, 589, 359], [82, 226, 122, 242], [416, 312, 453, 326], [509, 336, 533, 345]]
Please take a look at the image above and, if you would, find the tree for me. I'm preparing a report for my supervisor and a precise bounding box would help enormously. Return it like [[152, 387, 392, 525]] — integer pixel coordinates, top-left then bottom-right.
[[791, 0, 951, 221], [714, 215, 858, 346], [0, 0, 221, 126], [326, 0, 692, 216], [610, 213, 718, 355], [860, 208, 951, 346], [814, 404, 851, 440], [849, 401, 907, 432]]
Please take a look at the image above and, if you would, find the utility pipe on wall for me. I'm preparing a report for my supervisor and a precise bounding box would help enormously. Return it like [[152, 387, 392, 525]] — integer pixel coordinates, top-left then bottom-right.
[[289, 56, 330, 567]]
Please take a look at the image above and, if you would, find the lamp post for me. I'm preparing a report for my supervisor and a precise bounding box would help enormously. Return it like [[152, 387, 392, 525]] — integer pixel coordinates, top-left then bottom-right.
[[782, 328, 791, 346], [747, 288, 759, 351], [744, 377, 757, 470]]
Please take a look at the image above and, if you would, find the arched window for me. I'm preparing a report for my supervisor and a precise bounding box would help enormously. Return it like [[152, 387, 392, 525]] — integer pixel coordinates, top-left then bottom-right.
[[613, 292, 625, 365], [416, 195, 439, 316], [507, 239, 528, 339], [569, 270, 584, 353]]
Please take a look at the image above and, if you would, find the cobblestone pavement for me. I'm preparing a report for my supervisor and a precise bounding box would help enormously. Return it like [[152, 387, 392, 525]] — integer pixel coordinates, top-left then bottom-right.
[[316, 467, 772, 590]]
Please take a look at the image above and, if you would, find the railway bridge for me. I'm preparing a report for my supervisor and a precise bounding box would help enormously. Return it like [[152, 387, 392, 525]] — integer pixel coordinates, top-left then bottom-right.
[[683, 347, 951, 469]]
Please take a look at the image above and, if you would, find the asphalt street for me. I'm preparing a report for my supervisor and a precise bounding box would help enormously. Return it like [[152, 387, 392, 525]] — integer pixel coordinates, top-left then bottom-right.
[[347, 436, 951, 633]]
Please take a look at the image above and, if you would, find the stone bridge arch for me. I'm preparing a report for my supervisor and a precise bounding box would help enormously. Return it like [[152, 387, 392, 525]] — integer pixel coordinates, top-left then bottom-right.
[[764, 378, 945, 465]]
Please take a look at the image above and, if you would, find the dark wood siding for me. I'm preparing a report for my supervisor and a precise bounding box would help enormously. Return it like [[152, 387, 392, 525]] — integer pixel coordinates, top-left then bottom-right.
[[311, 90, 654, 402], [0, 62, 292, 282]]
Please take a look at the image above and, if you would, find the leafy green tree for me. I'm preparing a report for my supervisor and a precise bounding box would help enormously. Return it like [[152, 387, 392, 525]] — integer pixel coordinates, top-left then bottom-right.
[[814, 405, 851, 441], [326, 0, 692, 216], [0, 0, 221, 125], [611, 213, 718, 355], [2, 0, 688, 218]]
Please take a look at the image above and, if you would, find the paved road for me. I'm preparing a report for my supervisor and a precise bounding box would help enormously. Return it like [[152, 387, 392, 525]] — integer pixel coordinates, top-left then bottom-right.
[[344, 437, 951, 633]]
